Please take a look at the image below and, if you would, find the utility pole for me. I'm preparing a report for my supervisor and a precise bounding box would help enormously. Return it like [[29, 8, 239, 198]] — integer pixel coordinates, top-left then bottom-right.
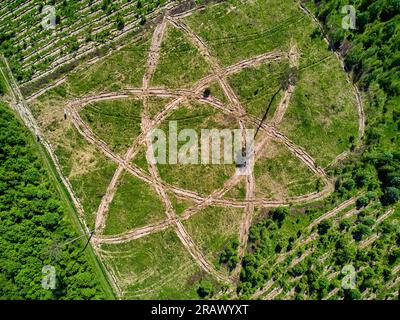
[[82, 230, 95, 253]]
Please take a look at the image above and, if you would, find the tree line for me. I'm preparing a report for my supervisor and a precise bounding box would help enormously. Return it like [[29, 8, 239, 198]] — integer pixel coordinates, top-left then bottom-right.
[[0, 102, 108, 299]]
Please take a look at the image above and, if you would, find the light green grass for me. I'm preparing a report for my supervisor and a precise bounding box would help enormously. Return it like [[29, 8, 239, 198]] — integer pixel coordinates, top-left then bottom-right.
[[208, 81, 229, 104], [156, 100, 238, 195], [103, 172, 166, 235], [183, 206, 243, 271], [80, 98, 144, 154], [100, 229, 207, 299], [279, 57, 359, 167], [253, 139, 319, 199], [151, 24, 211, 88]]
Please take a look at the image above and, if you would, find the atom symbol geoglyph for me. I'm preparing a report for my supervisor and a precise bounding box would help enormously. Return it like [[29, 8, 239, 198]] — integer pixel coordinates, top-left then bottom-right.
[[67, 13, 335, 290]]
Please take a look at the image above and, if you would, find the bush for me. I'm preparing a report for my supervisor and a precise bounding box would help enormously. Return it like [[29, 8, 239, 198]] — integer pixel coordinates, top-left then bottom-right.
[[352, 224, 371, 241], [356, 196, 369, 208], [197, 280, 213, 298], [272, 207, 289, 227], [344, 288, 361, 300], [381, 187, 400, 205], [317, 220, 332, 235]]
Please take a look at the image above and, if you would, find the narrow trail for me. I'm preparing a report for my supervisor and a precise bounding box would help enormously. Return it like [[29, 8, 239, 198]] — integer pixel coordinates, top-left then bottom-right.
[[234, 44, 300, 279], [263, 203, 393, 300], [264, 287, 283, 300], [92, 18, 229, 283], [0, 56, 88, 226], [307, 197, 356, 231], [237, 172, 255, 274], [94, 19, 168, 235], [66, 43, 323, 214]]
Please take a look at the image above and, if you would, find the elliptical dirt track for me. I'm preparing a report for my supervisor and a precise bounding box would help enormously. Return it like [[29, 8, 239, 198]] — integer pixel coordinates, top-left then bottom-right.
[[9, 2, 366, 297], [69, 13, 335, 289]]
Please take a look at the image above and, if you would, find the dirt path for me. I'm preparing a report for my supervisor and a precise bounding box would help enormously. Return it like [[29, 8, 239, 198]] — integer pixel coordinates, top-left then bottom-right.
[[375, 208, 395, 226], [234, 44, 300, 278], [94, 19, 168, 235]]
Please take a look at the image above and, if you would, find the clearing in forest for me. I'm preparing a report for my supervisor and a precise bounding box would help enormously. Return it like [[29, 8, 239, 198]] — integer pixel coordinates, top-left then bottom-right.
[[27, 0, 361, 298]]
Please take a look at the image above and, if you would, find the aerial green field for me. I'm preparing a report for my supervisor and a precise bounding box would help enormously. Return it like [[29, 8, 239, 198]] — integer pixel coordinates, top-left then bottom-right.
[[23, 0, 364, 299], [2, 0, 398, 301], [99, 229, 214, 299], [253, 140, 319, 200], [156, 99, 238, 195], [80, 99, 144, 154], [103, 172, 166, 235]]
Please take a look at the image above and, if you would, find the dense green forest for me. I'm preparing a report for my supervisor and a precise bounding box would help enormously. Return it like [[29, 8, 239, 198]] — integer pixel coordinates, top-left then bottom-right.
[[309, 0, 399, 148], [306, 0, 400, 205], [0, 102, 109, 299]]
